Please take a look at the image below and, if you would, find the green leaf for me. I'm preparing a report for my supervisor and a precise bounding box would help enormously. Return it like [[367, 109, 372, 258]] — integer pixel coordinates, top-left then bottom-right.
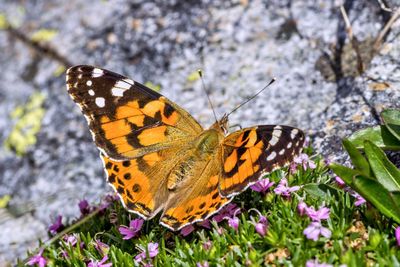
[[348, 125, 400, 150], [329, 163, 361, 185], [353, 175, 400, 224], [342, 139, 371, 176], [391, 191, 400, 205], [381, 109, 400, 141], [364, 141, 400, 191], [303, 183, 340, 199]]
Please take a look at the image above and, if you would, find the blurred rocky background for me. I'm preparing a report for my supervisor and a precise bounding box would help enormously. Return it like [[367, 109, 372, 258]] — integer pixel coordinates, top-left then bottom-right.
[[0, 0, 399, 264]]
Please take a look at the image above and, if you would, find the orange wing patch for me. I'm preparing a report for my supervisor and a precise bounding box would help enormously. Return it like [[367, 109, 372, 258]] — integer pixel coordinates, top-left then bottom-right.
[[103, 156, 154, 217], [220, 126, 305, 197], [160, 174, 231, 230]]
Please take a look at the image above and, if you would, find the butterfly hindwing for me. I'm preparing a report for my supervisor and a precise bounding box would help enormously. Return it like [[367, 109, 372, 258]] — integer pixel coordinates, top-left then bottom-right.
[[66, 65, 203, 160], [160, 152, 232, 230], [101, 138, 198, 219], [220, 125, 305, 197]]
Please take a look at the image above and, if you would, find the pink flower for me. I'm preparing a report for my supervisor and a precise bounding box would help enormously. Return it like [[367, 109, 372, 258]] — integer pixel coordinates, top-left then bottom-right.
[[79, 199, 91, 216], [197, 261, 209, 267], [274, 178, 300, 198], [353, 193, 366, 206], [293, 153, 317, 171], [297, 201, 308, 216], [224, 207, 241, 231], [289, 161, 298, 174], [324, 157, 332, 166], [249, 209, 268, 236], [61, 250, 69, 259], [216, 226, 225, 235], [213, 203, 240, 223], [48, 215, 64, 235], [135, 242, 159, 263], [306, 206, 330, 221], [306, 259, 333, 267], [250, 178, 275, 193], [336, 178, 367, 206], [118, 218, 144, 240], [94, 239, 109, 256], [303, 222, 331, 241], [87, 255, 112, 267], [198, 219, 211, 229], [395, 227, 400, 247], [180, 224, 195, 236], [202, 240, 212, 250], [63, 234, 78, 246], [226, 216, 239, 231], [254, 216, 268, 236], [27, 249, 47, 267], [334, 176, 346, 188], [104, 193, 119, 203]]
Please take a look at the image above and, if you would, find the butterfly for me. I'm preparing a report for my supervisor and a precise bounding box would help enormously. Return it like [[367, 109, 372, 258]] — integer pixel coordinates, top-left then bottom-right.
[[66, 65, 305, 231]]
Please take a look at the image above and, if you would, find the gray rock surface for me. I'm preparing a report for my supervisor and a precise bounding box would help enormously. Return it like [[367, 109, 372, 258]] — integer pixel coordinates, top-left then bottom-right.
[[0, 0, 399, 264]]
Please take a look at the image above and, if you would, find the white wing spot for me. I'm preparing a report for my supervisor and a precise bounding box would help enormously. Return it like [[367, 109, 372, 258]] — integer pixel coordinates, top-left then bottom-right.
[[279, 149, 285, 155], [287, 142, 292, 149], [78, 74, 83, 79], [270, 126, 283, 146], [92, 68, 104, 78], [86, 80, 93, 86], [267, 151, 277, 161], [95, 97, 105, 107], [115, 80, 132, 90], [269, 136, 279, 146], [273, 129, 282, 138], [291, 129, 299, 139], [123, 78, 135, 85], [88, 89, 95, 96], [111, 87, 125, 97]]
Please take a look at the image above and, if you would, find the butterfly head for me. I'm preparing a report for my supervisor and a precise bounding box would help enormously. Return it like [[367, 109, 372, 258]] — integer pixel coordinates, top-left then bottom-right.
[[209, 113, 229, 135]]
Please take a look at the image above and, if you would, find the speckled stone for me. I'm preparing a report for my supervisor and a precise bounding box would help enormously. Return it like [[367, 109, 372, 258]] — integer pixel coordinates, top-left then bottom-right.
[[0, 0, 399, 264]]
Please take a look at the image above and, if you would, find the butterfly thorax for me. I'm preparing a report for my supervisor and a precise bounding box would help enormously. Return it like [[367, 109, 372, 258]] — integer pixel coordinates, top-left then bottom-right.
[[166, 128, 224, 190]]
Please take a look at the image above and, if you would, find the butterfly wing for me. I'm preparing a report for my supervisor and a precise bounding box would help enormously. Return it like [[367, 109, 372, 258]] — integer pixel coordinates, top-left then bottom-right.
[[220, 125, 305, 197], [66, 65, 203, 160], [160, 152, 232, 231], [101, 147, 186, 219]]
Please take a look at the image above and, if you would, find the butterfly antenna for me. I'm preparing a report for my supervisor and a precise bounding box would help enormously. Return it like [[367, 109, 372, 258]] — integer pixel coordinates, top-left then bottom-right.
[[198, 70, 219, 123], [225, 78, 276, 117]]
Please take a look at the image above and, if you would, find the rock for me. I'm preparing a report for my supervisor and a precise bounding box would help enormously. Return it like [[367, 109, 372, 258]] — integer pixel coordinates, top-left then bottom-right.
[[0, 0, 398, 264]]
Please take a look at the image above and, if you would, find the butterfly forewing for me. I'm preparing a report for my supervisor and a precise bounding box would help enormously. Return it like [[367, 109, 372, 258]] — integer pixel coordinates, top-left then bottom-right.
[[66, 65, 203, 160], [220, 125, 305, 197]]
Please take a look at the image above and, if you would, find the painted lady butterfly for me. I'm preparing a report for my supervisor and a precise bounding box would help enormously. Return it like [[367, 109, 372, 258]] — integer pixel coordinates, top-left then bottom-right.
[[66, 65, 305, 230]]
